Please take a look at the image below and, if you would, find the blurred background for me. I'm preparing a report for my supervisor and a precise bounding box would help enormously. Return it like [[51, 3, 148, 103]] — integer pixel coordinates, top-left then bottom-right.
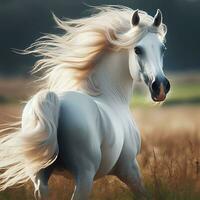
[[0, 0, 199, 105], [0, 1, 200, 200]]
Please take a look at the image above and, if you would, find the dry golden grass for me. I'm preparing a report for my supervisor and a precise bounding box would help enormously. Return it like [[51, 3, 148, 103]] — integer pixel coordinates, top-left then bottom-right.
[[135, 106, 200, 200], [0, 104, 200, 200], [0, 78, 200, 199], [0, 79, 34, 99]]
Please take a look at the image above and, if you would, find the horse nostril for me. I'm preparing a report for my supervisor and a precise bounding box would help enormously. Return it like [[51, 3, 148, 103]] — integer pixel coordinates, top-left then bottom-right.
[[165, 79, 170, 94], [151, 77, 170, 96], [151, 79, 160, 93]]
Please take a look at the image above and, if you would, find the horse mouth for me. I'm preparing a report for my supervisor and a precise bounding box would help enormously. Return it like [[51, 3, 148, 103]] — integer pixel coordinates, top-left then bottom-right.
[[150, 83, 167, 102], [152, 94, 166, 102]]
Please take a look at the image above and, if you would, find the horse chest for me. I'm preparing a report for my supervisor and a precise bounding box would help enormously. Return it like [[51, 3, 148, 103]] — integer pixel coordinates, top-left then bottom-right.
[[96, 105, 133, 176]]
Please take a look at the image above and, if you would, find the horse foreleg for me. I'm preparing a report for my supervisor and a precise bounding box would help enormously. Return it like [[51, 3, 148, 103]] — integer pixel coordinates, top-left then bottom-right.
[[32, 165, 54, 200], [115, 159, 147, 199], [71, 169, 95, 200]]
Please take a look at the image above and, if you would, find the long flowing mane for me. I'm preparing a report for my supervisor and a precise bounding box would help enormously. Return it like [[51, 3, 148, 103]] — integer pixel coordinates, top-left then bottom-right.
[[26, 5, 167, 93]]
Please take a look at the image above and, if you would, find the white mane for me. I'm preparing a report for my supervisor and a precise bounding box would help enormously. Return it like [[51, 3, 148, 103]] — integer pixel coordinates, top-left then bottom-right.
[[26, 5, 167, 93]]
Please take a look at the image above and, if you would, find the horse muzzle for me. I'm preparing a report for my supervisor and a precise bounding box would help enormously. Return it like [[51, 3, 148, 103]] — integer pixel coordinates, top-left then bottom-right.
[[149, 76, 170, 102]]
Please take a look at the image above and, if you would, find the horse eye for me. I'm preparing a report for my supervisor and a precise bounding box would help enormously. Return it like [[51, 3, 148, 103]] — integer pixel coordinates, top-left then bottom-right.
[[134, 46, 143, 55]]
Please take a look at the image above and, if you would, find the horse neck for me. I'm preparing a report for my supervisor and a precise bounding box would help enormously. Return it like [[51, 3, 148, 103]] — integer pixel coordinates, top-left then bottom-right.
[[88, 50, 134, 107]]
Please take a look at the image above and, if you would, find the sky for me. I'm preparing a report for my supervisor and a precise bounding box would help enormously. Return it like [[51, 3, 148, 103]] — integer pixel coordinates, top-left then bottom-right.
[[0, 0, 200, 76]]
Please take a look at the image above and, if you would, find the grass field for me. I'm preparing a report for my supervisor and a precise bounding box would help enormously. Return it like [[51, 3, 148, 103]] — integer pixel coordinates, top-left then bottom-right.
[[0, 75, 199, 200], [131, 82, 200, 107]]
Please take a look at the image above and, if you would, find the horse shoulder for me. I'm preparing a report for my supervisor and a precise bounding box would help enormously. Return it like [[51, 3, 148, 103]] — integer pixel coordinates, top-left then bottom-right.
[[58, 91, 101, 139]]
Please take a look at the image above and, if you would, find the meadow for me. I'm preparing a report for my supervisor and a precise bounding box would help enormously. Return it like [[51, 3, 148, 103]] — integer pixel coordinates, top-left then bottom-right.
[[0, 73, 199, 200]]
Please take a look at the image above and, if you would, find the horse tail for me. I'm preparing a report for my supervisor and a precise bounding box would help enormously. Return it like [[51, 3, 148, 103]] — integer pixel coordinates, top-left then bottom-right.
[[0, 90, 60, 191]]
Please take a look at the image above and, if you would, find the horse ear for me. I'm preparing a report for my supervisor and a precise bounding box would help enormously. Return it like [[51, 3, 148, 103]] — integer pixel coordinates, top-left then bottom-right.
[[132, 10, 140, 26], [153, 9, 163, 27]]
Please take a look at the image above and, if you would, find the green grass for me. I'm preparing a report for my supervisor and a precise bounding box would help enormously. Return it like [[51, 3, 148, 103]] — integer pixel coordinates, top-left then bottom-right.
[[170, 83, 200, 100], [131, 82, 200, 107]]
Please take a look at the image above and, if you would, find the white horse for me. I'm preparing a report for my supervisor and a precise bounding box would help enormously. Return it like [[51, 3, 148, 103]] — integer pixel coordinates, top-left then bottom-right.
[[0, 6, 170, 200]]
